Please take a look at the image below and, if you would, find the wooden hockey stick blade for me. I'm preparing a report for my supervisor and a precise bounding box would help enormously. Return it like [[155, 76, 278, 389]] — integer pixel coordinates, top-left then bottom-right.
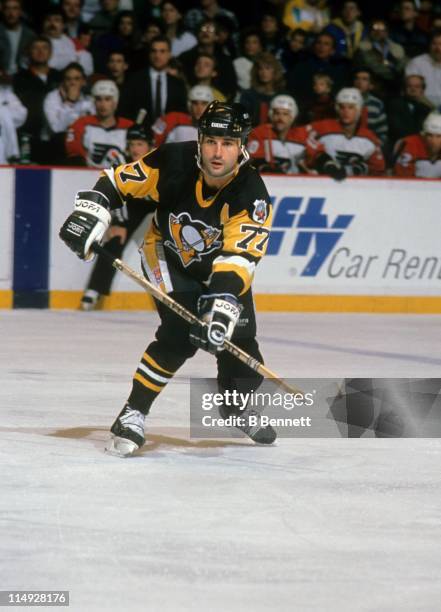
[[91, 242, 301, 394]]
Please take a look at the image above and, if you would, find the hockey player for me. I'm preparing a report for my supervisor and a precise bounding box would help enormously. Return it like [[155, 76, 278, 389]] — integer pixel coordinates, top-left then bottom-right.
[[308, 87, 385, 179], [393, 111, 441, 178], [59, 101, 276, 456], [151, 84, 214, 146], [247, 94, 310, 174], [80, 123, 156, 310], [65, 79, 133, 168]]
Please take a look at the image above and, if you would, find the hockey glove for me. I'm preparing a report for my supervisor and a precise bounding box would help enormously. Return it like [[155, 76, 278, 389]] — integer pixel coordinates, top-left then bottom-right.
[[189, 293, 242, 354], [316, 153, 346, 181], [59, 190, 111, 261], [344, 157, 369, 176]]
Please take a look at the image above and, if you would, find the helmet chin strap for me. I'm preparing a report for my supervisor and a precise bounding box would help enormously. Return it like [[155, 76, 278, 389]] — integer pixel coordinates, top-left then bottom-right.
[[195, 141, 250, 179]]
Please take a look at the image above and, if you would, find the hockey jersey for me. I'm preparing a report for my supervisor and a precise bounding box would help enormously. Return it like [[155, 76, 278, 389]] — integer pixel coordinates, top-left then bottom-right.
[[66, 115, 133, 168], [308, 118, 385, 175], [151, 112, 197, 147], [247, 124, 310, 174], [394, 133, 441, 178], [94, 141, 272, 298]]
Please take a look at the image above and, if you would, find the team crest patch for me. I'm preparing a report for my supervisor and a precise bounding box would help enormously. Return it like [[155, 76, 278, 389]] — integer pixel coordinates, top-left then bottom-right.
[[252, 199, 268, 224], [247, 139, 259, 155], [164, 213, 222, 267]]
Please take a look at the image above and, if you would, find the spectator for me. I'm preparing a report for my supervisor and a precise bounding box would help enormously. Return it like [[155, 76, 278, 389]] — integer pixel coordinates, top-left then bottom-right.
[[354, 19, 407, 97], [301, 73, 335, 123], [42, 8, 77, 72], [13, 36, 61, 162], [287, 32, 351, 102], [390, 0, 428, 58], [353, 68, 388, 146], [214, 14, 238, 58], [161, 0, 197, 57], [405, 29, 441, 107], [282, 0, 330, 34], [119, 35, 187, 122], [394, 111, 441, 177], [0, 67, 27, 161], [233, 28, 263, 91], [92, 10, 140, 72], [185, 0, 238, 35], [247, 94, 310, 174], [44, 62, 92, 134], [129, 18, 164, 72], [240, 52, 286, 126], [106, 50, 129, 94], [276, 28, 308, 73], [80, 121, 156, 311], [89, 0, 120, 36], [191, 53, 226, 101], [133, 0, 162, 25], [308, 87, 385, 179], [387, 74, 432, 145], [325, 1, 366, 58], [81, 0, 101, 23], [0, 0, 36, 75], [61, 0, 86, 38], [65, 78, 133, 167], [259, 9, 285, 55], [151, 83, 213, 145], [72, 23, 94, 76], [179, 19, 237, 100]]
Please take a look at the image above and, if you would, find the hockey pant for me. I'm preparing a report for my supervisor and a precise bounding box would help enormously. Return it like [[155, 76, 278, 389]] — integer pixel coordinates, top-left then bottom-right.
[[127, 261, 264, 416]]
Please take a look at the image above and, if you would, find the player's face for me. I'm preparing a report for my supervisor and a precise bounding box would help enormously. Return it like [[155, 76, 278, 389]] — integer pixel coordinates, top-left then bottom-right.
[[128, 139, 150, 161], [424, 133, 441, 156], [271, 108, 294, 132], [200, 135, 241, 178], [95, 95, 117, 119], [190, 100, 209, 120], [337, 103, 359, 126]]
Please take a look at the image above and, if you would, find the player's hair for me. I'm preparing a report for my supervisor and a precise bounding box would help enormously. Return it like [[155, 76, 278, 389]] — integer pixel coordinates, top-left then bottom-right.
[[251, 52, 285, 93]]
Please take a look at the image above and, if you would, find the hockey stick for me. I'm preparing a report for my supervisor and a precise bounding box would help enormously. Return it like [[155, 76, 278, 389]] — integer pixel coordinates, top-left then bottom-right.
[[91, 242, 301, 394]]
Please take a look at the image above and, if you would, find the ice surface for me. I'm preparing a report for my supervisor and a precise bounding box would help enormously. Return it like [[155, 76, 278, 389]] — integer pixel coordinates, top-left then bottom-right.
[[1, 311, 441, 611]]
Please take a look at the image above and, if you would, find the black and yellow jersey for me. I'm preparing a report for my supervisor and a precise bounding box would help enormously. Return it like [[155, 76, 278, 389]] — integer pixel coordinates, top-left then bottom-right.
[[94, 141, 272, 297]]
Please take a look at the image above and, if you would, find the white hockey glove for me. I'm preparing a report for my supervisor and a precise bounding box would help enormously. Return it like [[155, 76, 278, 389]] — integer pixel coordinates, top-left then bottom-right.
[[59, 190, 111, 261], [189, 293, 242, 354]]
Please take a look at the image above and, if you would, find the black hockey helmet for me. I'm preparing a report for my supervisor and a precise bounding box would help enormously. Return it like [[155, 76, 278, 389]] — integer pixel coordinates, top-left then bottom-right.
[[127, 123, 153, 143], [198, 101, 252, 144]]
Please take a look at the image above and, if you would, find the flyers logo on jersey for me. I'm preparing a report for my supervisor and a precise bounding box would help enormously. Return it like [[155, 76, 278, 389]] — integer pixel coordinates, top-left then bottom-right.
[[165, 213, 222, 267]]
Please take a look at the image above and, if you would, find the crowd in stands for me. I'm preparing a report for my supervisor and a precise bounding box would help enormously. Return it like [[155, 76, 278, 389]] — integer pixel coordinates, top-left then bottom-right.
[[1, 0, 441, 178]]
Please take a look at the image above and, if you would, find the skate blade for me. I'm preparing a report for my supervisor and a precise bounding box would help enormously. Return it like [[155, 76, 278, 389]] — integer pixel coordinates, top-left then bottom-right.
[[104, 435, 140, 457]]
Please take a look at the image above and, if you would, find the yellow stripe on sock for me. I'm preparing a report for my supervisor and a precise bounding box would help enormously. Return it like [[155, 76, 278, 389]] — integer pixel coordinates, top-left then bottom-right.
[[143, 352, 174, 376], [134, 372, 163, 393]]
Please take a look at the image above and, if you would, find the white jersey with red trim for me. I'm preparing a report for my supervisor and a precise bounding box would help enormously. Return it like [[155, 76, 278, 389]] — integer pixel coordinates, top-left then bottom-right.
[[152, 112, 197, 147], [308, 118, 385, 175], [66, 115, 133, 168], [394, 133, 441, 178], [247, 124, 309, 174]]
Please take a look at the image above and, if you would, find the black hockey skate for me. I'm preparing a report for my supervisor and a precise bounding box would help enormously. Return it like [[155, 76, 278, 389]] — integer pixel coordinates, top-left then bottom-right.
[[220, 404, 277, 444], [105, 403, 146, 457]]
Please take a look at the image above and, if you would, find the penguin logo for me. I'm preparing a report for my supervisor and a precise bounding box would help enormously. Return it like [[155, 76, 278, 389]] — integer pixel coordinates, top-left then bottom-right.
[[165, 213, 222, 266]]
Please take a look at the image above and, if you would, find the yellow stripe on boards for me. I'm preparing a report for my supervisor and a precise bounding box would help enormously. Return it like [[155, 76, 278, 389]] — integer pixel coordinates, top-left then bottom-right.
[[40, 292, 441, 314], [0, 290, 13, 308]]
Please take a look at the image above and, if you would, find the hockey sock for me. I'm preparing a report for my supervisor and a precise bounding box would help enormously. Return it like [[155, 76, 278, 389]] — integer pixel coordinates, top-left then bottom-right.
[[127, 349, 177, 415]]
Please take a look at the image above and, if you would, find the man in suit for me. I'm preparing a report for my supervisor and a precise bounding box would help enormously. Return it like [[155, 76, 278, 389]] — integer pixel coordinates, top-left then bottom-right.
[[0, 0, 36, 75], [119, 35, 187, 123]]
